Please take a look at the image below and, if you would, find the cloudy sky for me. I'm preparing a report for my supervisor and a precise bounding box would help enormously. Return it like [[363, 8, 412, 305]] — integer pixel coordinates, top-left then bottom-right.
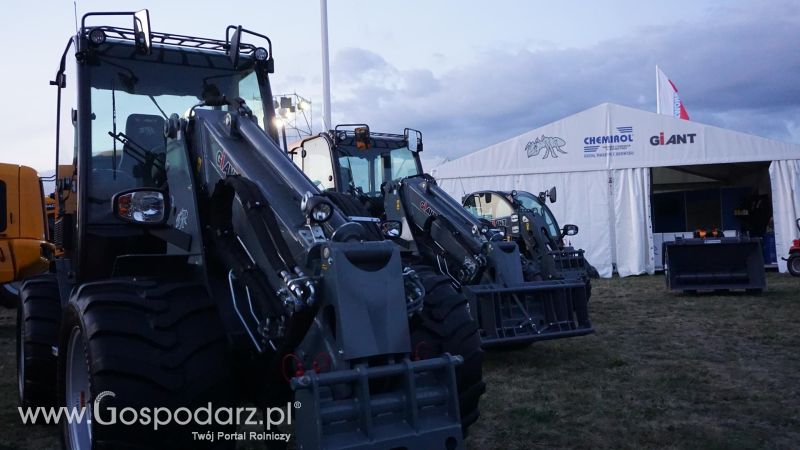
[[1, 0, 798, 171]]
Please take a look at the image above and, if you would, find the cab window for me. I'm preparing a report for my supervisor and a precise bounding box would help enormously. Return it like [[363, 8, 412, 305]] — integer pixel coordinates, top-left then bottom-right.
[[517, 193, 559, 236], [465, 192, 514, 220], [301, 138, 335, 190], [234, 71, 266, 130]]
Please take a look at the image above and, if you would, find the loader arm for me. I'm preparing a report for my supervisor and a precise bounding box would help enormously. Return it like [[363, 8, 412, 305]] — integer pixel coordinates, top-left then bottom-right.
[[184, 104, 466, 449]]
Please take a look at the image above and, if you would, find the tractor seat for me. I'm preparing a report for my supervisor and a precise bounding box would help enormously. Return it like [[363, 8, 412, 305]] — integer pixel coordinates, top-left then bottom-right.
[[117, 114, 166, 184]]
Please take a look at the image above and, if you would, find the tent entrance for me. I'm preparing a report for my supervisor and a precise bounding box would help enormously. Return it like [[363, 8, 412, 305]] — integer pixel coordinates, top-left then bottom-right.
[[650, 162, 776, 268]]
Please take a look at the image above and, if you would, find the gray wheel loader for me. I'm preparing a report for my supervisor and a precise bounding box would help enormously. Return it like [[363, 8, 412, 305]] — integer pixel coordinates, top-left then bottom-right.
[[19, 11, 483, 449], [291, 126, 593, 348]]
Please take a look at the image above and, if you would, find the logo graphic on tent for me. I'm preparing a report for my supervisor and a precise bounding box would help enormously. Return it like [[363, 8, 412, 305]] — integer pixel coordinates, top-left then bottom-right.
[[649, 132, 698, 146], [583, 126, 635, 155], [525, 136, 567, 159]]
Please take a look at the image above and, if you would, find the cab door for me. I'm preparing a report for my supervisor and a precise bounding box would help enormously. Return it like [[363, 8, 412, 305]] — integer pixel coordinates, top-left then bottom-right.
[[0, 164, 20, 282], [297, 136, 336, 191]]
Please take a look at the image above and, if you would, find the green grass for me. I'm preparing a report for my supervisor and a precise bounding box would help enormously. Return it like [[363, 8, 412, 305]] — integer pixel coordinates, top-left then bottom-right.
[[1, 273, 798, 449], [467, 272, 800, 450]]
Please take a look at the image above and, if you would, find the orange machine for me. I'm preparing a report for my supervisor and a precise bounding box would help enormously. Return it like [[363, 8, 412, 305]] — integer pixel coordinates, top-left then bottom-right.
[[0, 164, 51, 284]]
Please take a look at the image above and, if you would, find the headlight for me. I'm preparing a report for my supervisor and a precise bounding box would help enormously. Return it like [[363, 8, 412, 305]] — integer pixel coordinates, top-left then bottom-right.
[[113, 190, 168, 224], [301, 192, 333, 223]]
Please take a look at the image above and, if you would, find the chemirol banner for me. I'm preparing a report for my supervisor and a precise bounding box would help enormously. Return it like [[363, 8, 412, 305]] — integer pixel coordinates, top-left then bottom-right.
[[432, 103, 800, 178]]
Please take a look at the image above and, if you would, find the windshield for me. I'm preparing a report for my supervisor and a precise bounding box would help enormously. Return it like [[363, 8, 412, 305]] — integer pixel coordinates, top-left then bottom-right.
[[86, 42, 266, 223], [338, 146, 420, 196], [516, 193, 559, 237], [464, 192, 515, 221]]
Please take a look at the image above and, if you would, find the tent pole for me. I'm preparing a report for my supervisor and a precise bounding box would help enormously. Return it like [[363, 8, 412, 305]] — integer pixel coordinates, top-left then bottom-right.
[[655, 65, 661, 114], [320, 0, 332, 132]]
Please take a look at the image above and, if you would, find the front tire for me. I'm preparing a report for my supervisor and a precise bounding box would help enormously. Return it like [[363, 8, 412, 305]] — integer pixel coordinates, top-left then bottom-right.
[[409, 267, 486, 433], [58, 281, 235, 449], [17, 274, 61, 407]]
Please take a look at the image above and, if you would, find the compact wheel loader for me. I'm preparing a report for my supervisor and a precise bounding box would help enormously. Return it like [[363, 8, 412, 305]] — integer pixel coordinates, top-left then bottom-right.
[[19, 11, 483, 449], [292, 126, 593, 348], [463, 189, 599, 280]]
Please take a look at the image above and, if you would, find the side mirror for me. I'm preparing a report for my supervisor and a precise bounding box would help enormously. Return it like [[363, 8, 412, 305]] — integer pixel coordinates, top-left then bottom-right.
[[561, 224, 578, 237], [113, 189, 168, 225], [404, 128, 423, 152], [228, 25, 243, 68], [548, 186, 557, 203], [133, 10, 152, 55], [381, 220, 402, 238]]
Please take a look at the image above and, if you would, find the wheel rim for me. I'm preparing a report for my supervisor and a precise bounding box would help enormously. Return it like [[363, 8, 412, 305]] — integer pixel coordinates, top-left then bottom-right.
[[791, 257, 800, 273], [17, 309, 25, 403], [66, 326, 91, 449]]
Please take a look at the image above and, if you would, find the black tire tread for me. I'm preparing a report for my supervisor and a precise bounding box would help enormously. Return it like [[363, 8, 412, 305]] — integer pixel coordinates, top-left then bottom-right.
[[18, 274, 61, 407], [59, 280, 235, 450], [410, 266, 486, 433]]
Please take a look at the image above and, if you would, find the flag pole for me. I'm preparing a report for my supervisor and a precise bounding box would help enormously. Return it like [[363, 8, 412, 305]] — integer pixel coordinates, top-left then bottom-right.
[[655, 65, 661, 114], [320, 0, 332, 132]]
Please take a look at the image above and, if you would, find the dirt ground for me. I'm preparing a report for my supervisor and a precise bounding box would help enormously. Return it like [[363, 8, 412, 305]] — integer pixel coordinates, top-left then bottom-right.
[[1, 272, 798, 449]]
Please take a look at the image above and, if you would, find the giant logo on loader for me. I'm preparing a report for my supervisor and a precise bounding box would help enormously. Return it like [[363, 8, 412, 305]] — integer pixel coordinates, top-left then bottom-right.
[[215, 150, 238, 176]]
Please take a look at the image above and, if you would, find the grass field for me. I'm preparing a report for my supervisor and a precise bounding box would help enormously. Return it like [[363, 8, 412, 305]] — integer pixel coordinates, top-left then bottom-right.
[[1, 272, 798, 449]]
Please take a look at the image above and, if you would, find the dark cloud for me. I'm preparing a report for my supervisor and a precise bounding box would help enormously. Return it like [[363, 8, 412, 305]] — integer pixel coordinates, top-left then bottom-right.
[[328, 2, 800, 160], [333, 48, 392, 82]]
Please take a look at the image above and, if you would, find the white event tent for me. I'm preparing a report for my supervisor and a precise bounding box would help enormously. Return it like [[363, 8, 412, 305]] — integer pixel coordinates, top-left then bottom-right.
[[430, 103, 800, 278]]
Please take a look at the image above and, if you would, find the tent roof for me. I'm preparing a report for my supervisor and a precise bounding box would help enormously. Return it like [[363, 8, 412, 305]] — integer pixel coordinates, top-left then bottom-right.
[[432, 103, 800, 179]]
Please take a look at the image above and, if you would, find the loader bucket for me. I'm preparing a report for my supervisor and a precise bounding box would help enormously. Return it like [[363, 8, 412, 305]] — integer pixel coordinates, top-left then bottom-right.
[[664, 237, 766, 292], [464, 279, 593, 348], [291, 354, 464, 450], [550, 248, 590, 279]]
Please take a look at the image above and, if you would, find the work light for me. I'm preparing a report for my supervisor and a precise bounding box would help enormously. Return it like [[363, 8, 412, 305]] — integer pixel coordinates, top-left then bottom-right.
[[89, 28, 106, 45], [254, 47, 269, 61], [301, 193, 333, 223]]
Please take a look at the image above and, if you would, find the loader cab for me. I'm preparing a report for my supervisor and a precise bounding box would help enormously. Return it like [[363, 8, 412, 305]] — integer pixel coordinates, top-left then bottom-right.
[[53, 11, 276, 281], [293, 126, 423, 200], [463, 190, 560, 239]]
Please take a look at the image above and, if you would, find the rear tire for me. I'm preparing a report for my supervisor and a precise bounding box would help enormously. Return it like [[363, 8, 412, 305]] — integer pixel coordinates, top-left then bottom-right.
[[17, 274, 61, 407], [58, 281, 235, 449], [586, 264, 600, 279], [409, 266, 486, 434], [1, 282, 19, 308], [788, 255, 800, 277]]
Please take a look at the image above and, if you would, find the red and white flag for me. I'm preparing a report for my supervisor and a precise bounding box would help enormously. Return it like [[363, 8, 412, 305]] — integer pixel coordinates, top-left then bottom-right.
[[656, 66, 690, 120]]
